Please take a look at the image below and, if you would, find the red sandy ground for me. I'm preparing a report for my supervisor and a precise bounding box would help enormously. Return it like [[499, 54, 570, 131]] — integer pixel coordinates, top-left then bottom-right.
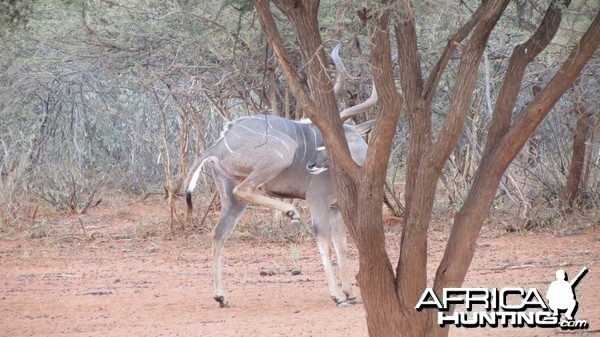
[[0, 199, 598, 337]]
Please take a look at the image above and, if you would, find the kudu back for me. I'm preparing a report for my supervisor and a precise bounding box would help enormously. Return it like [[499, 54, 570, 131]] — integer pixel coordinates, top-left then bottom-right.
[[184, 44, 381, 308]]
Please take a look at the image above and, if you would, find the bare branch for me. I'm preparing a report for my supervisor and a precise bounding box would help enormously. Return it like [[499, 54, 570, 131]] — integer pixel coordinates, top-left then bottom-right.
[[428, 0, 510, 170], [483, 0, 572, 158], [421, 1, 488, 107]]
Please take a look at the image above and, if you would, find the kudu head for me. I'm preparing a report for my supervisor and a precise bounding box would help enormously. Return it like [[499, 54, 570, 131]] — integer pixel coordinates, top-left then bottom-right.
[[307, 120, 376, 174]]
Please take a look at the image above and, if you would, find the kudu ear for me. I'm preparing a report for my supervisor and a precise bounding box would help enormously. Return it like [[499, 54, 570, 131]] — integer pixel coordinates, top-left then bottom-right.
[[354, 119, 377, 136]]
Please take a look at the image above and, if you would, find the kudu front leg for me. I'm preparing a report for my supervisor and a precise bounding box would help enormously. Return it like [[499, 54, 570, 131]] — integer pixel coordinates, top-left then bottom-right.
[[315, 235, 348, 306], [309, 202, 348, 306], [330, 207, 357, 304]]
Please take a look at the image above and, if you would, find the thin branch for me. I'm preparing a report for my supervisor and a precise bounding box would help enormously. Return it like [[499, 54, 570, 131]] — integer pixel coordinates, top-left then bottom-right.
[[483, 0, 571, 158], [421, 1, 488, 107]]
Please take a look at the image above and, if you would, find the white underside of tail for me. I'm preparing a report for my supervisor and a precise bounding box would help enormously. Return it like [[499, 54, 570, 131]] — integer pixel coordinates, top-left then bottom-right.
[[187, 157, 211, 193]]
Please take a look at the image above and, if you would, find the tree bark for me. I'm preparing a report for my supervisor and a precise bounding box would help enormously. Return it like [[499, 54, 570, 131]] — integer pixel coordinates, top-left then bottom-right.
[[353, 6, 404, 335], [561, 79, 592, 211]]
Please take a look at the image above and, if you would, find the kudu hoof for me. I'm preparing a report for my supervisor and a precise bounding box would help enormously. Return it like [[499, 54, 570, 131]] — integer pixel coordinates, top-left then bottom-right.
[[344, 292, 358, 305], [214, 295, 230, 308], [332, 296, 348, 307], [286, 210, 301, 226], [346, 297, 358, 305]]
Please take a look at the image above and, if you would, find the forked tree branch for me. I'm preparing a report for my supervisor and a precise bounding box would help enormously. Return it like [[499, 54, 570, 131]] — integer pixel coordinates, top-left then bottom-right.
[[427, 0, 510, 170], [494, 10, 600, 169], [483, 0, 571, 158], [396, 0, 510, 314], [433, 6, 600, 300], [427, 11, 600, 337], [420, 1, 488, 108], [395, 0, 493, 226]]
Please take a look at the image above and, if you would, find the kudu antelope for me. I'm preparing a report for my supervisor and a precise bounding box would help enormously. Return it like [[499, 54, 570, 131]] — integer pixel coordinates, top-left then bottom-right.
[[184, 44, 381, 308]]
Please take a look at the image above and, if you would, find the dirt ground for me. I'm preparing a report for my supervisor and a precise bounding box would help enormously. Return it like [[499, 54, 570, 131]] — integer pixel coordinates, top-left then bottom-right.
[[1, 199, 599, 337]]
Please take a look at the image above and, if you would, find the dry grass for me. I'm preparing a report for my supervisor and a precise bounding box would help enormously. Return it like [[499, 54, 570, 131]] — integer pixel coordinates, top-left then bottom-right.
[[1, 189, 598, 253]]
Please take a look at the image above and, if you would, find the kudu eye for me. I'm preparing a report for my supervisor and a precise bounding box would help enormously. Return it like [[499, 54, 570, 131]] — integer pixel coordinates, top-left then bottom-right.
[[307, 162, 316, 170]]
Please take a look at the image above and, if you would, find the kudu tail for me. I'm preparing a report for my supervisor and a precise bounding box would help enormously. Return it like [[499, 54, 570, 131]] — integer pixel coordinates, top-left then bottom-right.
[[183, 154, 212, 218]]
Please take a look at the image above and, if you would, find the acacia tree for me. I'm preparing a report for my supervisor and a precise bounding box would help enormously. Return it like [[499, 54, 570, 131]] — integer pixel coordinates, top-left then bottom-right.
[[253, 0, 600, 336]]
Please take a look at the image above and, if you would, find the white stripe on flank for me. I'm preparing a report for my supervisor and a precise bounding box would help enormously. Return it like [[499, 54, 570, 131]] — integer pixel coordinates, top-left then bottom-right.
[[277, 137, 290, 150], [237, 124, 264, 136], [223, 135, 233, 153], [310, 127, 317, 148], [292, 122, 301, 143], [252, 115, 273, 128], [237, 124, 291, 151], [299, 125, 307, 160]]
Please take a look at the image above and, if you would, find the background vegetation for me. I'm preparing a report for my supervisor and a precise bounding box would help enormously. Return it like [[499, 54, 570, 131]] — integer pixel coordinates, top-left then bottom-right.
[[1, 0, 598, 231]]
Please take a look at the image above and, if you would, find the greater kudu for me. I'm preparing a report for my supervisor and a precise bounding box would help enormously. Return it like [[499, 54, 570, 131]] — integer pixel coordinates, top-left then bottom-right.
[[184, 44, 380, 308]]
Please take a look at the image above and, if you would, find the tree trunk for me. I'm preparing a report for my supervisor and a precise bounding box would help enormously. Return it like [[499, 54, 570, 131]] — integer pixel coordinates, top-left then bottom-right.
[[355, 200, 403, 335], [351, 7, 404, 335], [561, 79, 592, 211], [398, 1, 510, 333]]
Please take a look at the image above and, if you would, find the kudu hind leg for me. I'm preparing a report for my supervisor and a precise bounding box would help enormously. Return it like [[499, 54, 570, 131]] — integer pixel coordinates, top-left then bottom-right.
[[212, 201, 247, 308], [233, 170, 302, 225], [330, 207, 356, 304], [212, 174, 249, 308]]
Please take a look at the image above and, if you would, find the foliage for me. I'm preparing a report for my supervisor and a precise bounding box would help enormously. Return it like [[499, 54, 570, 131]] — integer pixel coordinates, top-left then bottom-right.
[[0, 0, 598, 227], [0, 0, 36, 32]]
